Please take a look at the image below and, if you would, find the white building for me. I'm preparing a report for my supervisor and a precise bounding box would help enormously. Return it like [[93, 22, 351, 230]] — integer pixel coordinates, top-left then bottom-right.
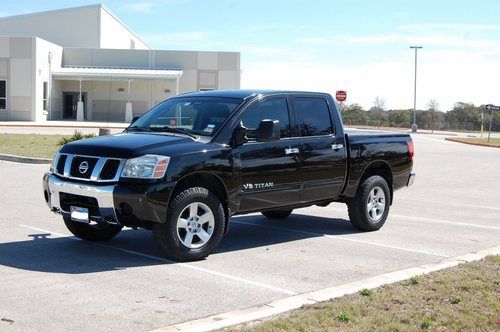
[[0, 4, 241, 122]]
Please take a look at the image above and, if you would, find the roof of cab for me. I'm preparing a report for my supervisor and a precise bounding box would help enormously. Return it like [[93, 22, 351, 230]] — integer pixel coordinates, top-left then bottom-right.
[[175, 89, 330, 100]]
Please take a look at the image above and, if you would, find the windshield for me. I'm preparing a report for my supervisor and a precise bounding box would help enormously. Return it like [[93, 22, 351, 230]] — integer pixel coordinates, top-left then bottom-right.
[[129, 97, 243, 136]]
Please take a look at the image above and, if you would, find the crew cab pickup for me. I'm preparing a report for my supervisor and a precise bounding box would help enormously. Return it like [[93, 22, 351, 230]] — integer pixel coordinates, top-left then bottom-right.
[[43, 90, 415, 261]]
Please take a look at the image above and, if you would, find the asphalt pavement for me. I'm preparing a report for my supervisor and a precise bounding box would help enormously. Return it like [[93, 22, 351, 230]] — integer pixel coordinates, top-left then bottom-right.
[[0, 133, 499, 331]]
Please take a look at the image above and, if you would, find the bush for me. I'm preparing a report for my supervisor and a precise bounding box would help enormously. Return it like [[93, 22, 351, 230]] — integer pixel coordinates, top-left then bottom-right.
[[336, 312, 350, 323], [360, 288, 374, 297], [57, 130, 96, 147]]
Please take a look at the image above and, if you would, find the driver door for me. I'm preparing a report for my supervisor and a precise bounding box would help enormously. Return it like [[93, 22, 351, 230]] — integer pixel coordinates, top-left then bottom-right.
[[235, 96, 301, 212]]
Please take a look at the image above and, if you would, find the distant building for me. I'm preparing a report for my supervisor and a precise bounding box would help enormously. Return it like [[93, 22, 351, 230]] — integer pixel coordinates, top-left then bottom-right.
[[0, 4, 241, 122]]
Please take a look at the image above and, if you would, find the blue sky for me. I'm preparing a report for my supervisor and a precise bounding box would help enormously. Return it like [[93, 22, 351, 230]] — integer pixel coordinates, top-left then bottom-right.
[[2, 0, 500, 110]]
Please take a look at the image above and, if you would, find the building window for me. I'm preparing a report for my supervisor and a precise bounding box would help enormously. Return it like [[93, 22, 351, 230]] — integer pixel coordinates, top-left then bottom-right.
[[0, 80, 6, 111], [130, 39, 135, 50], [43, 81, 48, 111]]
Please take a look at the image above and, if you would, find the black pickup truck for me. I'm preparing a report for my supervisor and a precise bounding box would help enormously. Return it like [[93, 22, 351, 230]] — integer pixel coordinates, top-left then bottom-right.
[[43, 90, 415, 261]]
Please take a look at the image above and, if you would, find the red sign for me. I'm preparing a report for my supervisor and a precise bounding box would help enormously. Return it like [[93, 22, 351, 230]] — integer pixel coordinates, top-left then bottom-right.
[[336, 90, 347, 102]]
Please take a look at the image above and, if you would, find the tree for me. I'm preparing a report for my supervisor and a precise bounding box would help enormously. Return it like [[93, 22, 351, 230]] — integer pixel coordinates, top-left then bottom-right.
[[425, 99, 439, 133], [340, 104, 368, 126], [388, 109, 412, 128], [369, 97, 387, 128]]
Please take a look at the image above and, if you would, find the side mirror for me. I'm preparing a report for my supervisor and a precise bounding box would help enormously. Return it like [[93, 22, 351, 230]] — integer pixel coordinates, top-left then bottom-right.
[[256, 119, 280, 142], [231, 122, 248, 147], [131, 116, 140, 124]]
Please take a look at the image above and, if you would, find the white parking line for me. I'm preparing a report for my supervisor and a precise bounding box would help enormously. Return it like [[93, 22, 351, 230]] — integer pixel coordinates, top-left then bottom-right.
[[19, 224, 296, 296], [231, 221, 448, 258], [391, 214, 500, 231], [398, 197, 500, 211], [321, 206, 500, 230]]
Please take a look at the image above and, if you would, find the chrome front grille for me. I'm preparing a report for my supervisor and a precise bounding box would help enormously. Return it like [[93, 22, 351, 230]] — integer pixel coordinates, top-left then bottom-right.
[[53, 153, 125, 182]]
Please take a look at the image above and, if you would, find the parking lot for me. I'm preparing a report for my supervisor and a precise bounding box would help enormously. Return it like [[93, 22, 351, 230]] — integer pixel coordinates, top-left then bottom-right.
[[0, 133, 499, 331]]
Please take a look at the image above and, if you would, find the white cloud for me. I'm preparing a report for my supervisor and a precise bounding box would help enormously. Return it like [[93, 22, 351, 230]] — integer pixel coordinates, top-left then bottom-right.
[[398, 23, 500, 32], [123, 2, 155, 14], [300, 34, 500, 49], [144, 31, 206, 44], [241, 55, 500, 112]]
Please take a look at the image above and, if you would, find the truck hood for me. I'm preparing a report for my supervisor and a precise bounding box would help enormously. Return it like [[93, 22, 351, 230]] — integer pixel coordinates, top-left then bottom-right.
[[59, 132, 203, 159]]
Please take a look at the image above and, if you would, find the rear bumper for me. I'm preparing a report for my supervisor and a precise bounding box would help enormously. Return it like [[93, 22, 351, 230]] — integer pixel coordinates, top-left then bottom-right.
[[43, 172, 175, 227], [407, 172, 416, 187]]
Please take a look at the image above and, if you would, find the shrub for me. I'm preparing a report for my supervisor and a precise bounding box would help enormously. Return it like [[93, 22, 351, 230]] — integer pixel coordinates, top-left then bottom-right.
[[410, 276, 420, 285], [360, 288, 374, 297], [336, 312, 350, 323], [57, 130, 96, 147]]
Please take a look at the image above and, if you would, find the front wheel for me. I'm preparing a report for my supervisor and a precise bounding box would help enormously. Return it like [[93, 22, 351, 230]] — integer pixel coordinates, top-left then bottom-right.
[[347, 175, 390, 231], [63, 217, 122, 241], [152, 187, 226, 261]]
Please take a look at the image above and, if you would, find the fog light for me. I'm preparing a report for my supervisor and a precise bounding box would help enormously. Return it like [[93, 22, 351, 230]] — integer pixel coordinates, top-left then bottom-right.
[[119, 202, 133, 217]]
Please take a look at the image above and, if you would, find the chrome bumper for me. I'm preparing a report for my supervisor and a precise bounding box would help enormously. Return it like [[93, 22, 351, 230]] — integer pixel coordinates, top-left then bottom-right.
[[407, 172, 416, 187], [43, 172, 120, 224]]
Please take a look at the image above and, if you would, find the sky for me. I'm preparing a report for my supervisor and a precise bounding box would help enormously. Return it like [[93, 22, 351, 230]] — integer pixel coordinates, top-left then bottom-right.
[[2, 0, 500, 111]]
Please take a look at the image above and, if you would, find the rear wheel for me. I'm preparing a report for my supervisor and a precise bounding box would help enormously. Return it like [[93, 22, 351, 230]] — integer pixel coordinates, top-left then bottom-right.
[[63, 217, 122, 241], [347, 175, 390, 231], [152, 187, 226, 261], [261, 209, 293, 219]]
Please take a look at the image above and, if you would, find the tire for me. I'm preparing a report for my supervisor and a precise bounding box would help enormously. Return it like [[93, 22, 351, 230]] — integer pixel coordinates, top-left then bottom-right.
[[347, 175, 391, 231], [261, 210, 293, 219], [152, 187, 226, 262], [63, 217, 122, 241]]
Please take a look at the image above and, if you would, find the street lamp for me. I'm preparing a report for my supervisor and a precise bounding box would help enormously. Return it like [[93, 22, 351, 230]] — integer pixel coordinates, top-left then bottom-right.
[[410, 46, 422, 133]]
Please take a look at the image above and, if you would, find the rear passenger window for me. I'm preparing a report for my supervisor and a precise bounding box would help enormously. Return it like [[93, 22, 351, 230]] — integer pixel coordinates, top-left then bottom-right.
[[293, 98, 333, 136], [240, 98, 291, 139]]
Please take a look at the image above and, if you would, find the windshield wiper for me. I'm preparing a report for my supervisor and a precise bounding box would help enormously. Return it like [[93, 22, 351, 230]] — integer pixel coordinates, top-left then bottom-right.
[[126, 126, 151, 132], [149, 126, 197, 139]]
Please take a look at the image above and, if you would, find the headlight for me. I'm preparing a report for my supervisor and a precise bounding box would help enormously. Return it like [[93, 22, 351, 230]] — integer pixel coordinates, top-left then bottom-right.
[[121, 154, 170, 179], [50, 151, 60, 173]]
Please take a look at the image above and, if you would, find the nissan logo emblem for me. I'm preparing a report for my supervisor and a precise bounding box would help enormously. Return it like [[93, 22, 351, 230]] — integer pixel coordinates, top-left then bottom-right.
[[78, 161, 89, 174]]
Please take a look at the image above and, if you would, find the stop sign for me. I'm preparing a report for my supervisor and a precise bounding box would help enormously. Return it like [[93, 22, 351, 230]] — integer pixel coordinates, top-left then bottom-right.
[[336, 90, 347, 102]]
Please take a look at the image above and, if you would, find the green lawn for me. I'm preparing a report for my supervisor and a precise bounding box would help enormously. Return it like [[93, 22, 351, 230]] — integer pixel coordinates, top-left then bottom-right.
[[446, 137, 500, 147], [0, 134, 64, 159], [234, 256, 500, 331]]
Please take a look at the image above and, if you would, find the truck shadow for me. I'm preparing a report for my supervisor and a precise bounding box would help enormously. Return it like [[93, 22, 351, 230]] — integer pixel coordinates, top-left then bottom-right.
[[0, 214, 356, 274]]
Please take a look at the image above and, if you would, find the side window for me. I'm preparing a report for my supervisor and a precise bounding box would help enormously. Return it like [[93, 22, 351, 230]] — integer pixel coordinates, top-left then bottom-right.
[[293, 97, 333, 136], [240, 98, 291, 139]]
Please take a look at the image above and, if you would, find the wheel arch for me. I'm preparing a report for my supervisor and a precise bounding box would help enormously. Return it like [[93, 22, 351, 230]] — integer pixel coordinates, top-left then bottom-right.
[[170, 171, 230, 232], [358, 160, 394, 204]]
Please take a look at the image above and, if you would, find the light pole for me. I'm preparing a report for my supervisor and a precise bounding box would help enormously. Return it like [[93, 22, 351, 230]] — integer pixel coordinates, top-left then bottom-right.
[[410, 46, 422, 132]]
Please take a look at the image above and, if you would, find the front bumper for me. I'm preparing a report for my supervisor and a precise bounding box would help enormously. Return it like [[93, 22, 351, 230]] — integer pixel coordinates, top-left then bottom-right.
[[43, 172, 175, 226], [407, 172, 416, 187], [43, 172, 119, 224]]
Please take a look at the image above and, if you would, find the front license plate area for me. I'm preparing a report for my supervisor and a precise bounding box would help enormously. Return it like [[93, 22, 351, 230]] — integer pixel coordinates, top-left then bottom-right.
[[70, 206, 89, 223]]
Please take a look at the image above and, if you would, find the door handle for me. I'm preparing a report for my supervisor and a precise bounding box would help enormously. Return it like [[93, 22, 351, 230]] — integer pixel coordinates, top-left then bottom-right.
[[331, 144, 344, 151], [285, 147, 300, 155]]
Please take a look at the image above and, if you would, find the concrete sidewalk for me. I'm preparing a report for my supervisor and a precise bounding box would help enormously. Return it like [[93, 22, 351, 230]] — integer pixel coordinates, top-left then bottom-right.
[[0, 121, 127, 135]]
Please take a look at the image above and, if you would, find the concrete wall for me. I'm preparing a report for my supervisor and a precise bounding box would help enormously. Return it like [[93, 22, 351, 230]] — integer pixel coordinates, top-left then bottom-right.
[[62, 48, 241, 94], [0, 5, 150, 50], [35, 38, 63, 121], [100, 8, 149, 50], [0, 37, 35, 121], [0, 6, 101, 48]]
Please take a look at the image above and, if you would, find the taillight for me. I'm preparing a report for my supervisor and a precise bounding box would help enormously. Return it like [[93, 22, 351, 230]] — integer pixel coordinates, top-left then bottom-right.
[[407, 140, 414, 159]]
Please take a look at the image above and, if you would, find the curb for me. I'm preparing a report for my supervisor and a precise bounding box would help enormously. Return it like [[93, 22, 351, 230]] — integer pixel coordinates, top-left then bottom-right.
[[0, 153, 51, 164], [445, 137, 500, 148], [150, 245, 500, 332]]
